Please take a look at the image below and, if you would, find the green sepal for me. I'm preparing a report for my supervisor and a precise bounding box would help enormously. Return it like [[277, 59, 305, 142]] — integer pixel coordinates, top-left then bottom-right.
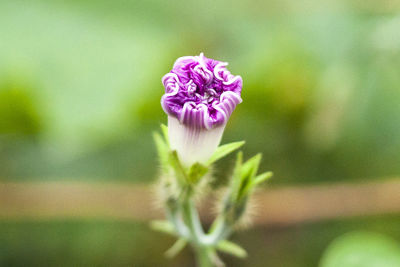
[[253, 171, 273, 186], [188, 162, 209, 184], [237, 153, 262, 200], [150, 220, 176, 236], [206, 141, 245, 166], [160, 124, 169, 146], [216, 240, 247, 258], [240, 153, 262, 183], [153, 132, 169, 171], [168, 151, 188, 185], [230, 151, 243, 201], [165, 238, 187, 258], [169, 150, 209, 185], [224, 152, 273, 223]]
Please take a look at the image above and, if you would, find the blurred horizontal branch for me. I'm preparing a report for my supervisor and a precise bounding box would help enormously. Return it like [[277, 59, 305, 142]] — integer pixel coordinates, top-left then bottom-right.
[[0, 179, 399, 226]]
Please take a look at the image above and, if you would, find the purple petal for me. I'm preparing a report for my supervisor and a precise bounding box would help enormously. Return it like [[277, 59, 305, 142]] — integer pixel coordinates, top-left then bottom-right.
[[161, 53, 243, 129]]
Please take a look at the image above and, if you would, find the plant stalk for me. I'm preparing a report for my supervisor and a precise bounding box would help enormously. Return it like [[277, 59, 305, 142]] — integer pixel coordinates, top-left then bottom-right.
[[194, 245, 214, 267]]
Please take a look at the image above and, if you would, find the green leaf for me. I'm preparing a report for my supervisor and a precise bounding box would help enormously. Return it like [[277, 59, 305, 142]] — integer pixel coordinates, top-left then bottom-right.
[[216, 240, 247, 258], [206, 141, 245, 165], [150, 220, 176, 236], [165, 238, 187, 258], [188, 162, 209, 184], [320, 231, 400, 267], [253, 171, 273, 186]]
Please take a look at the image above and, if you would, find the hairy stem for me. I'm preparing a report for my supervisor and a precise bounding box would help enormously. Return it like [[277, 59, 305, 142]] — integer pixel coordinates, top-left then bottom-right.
[[181, 191, 204, 243], [178, 189, 222, 266]]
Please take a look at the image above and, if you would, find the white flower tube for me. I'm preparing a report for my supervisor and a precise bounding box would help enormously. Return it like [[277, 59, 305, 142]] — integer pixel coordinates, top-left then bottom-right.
[[168, 116, 225, 166]]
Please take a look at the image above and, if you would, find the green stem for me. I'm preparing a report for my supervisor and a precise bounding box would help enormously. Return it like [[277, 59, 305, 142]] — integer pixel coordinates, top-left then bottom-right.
[[180, 190, 219, 266], [167, 185, 229, 266], [165, 199, 190, 239], [182, 193, 204, 243], [194, 246, 213, 267], [203, 215, 232, 245]]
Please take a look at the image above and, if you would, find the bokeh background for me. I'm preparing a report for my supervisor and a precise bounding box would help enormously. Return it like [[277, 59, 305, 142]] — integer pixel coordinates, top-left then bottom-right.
[[1, 0, 400, 266]]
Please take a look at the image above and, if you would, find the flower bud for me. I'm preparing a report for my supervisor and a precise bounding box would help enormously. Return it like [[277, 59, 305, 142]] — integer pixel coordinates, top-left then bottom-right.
[[161, 53, 243, 166]]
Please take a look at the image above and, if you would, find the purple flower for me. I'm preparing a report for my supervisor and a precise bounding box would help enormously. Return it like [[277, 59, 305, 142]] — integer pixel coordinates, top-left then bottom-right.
[[161, 53, 242, 130], [161, 53, 243, 166]]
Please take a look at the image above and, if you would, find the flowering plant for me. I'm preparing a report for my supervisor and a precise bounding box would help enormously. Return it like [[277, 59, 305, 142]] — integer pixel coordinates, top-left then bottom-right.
[[152, 53, 272, 266]]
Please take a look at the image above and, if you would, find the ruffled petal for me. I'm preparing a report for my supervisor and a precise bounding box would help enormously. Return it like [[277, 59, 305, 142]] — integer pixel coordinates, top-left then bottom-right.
[[161, 53, 243, 130]]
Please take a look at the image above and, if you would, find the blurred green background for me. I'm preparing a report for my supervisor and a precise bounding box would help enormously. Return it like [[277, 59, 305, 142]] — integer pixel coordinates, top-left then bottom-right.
[[1, 0, 400, 266]]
